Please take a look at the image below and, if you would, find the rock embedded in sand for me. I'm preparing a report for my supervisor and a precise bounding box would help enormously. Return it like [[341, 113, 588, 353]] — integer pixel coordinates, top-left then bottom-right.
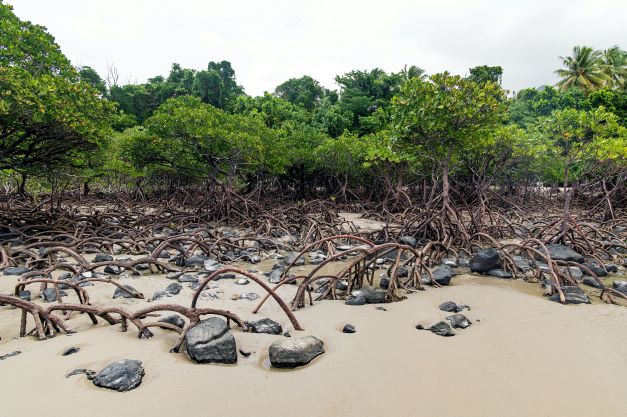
[[445, 314, 472, 329], [548, 286, 591, 304], [158, 314, 186, 329], [438, 301, 470, 313], [0, 350, 21, 360], [92, 359, 144, 392], [613, 281, 627, 294], [178, 274, 198, 283], [541, 244, 584, 263], [94, 253, 113, 262], [269, 336, 325, 368], [165, 282, 182, 295], [18, 290, 31, 301], [582, 276, 602, 288], [66, 368, 96, 378], [429, 321, 455, 337], [350, 286, 386, 304], [113, 285, 138, 299], [2, 266, 30, 275], [345, 295, 367, 305], [581, 263, 607, 277], [342, 324, 356, 333], [185, 317, 237, 364], [246, 318, 283, 335], [487, 269, 512, 279], [470, 248, 502, 273], [62, 346, 80, 356], [42, 287, 66, 302]]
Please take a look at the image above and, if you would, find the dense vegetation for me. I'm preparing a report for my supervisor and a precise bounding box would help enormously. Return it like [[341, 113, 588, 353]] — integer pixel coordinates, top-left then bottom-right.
[[0, 1, 625, 220]]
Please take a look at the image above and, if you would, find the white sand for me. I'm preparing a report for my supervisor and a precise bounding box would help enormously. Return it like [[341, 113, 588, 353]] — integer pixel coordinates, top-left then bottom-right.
[[0, 270, 626, 417]]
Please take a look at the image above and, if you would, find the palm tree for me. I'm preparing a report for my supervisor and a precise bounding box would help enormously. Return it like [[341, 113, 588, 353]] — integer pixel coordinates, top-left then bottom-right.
[[400, 65, 426, 81], [555, 46, 609, 92], [600, 45, 627, 89]]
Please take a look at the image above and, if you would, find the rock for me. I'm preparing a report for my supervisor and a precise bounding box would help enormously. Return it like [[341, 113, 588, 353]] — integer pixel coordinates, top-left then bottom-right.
[[335, 280, 348, 291], [375, 306, 387, 311], [487, 269, 512, 279], [178, 274, 198, 283], [269, 336, 325, 368], [239, 349, 252, 357], [166, 272, 183, 280], [233, 292, 259, 301], [345, 295, 366, 305], [158, 314, 185, 329], [165, 282, 182, 295], [582, 276, 602, 288], [541, 244, 584, 263], [94, 253, 113, 262], [268, 268, 284, 284], [429, 321, 455, 337], [66, 368, 96, 378], [104, 265, 123, 275], [398, 236, 417, 248], [442, 258, 458, 268], [283, 253, 305, 266], [566, 266, 583, 280], [246, 318, 282, 335], [337, 245, 352, 252], [351, 286, 386, 304], [235, 278, 249, 285], [342, 324, 356, 333], [458, 258, 470, 268], [3, 266, 29, 276], [203, 259, 223, 272], [438, 301, 470, 313], [18, 290, 31, 301], [470, 248, 501, 273], [42, 287, 66, 302], [244, 254, 261, 264], [92, 359, 144, 392], [581, 263, 607, 277], [185, 317, 237, 364], [62, 346, 80, 356], [432, 265, 455, 285], [613, 281, 627, 294], [185, 256, 207, 267], [512, 256, 531, 271], [113, 285, 138, 299], [606, 264, 618, 273], [548, 286, 591, 304], [379, 275, 390, 289], [0, 350, 21, 360], [445, 314, 471, 329]]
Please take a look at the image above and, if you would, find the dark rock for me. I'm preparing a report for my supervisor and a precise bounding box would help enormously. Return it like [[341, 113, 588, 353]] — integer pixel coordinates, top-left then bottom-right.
[[18, 290, 31, 301], [487, 269, 512, 279], [432, 265, 455, 285], [335, 280, 348, 291], [582, 276, 602, 288], [185, 256, 208, 267], [165, 282, 182, 295], [581, 263, 607, 277], [606, 264, 618, 273], [470, 248, 501, 273], [613, 281, 627, 294], [269, 336, 325, 368], [566, 266, 583, 280], [512, 256, 531, 271], [244, 254, 261, 264], [65, 368, 96, 379], [457, 258, 470, 268], [429, 321, 455, 337], [0, 350, 21, 360], [113, 285, 138, 299], [415, 324, 425, 330], [438, 301, 470, 313], [62, 346, 80, 356], [268, 268, 284, 284], [379, 275, 390, 289], [283, 253, 305, 267], [442, 258, 458, 268], [246, 318, 282, 335], [445, 314, 472, 329], [94, 253, 113, 262], [42, 288, 66, 302], [92, 359, 144, 392], [178, 274, 198, 283], [398, 236, 417, 248], [239, 349, 252, 357], [345, 295, 366, 305], [166, 272, 183, 280], [185, 317, 237, 364], [158, 314, 185, 329], [342, 324, 356, 333], [548, 286, 591, 304], [104, 265, 123, 275], [375, 306, 387, 311], [542, 244, 584, 263], [351, 286, 386, 304], [3, 266, 29, 276]]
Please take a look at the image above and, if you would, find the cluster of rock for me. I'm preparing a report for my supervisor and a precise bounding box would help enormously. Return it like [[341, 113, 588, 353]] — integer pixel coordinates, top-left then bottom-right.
[[416, 301, 473, 337]]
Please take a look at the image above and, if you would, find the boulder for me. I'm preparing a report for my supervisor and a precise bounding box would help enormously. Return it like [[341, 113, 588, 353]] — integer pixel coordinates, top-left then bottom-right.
[[542, 244, 584, 263], [431, 265, 455, 285], [445, 314, 472, 329], [345, 295, 366, 305], [470, 249, 501, 273], [398, 236, 417, 248], [165, 282, 182, 295], [438, 301, 470, 313], [92, 359, 144, 392], [429, 321, 455, 337], [246, 318, 282, 335], [283, 253, 305, 267], [581, 263, 607, 277], [351, 286, 386, 304], [613, 281, 627, 294], [548, 286, 591, 304], [582, 276, 602, 288], [269, 336, 325, 368], [185, 318, 237, 364]]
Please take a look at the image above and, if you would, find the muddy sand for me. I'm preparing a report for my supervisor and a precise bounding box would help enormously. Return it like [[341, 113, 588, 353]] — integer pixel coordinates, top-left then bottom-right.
[[1, 265, 626, 417]]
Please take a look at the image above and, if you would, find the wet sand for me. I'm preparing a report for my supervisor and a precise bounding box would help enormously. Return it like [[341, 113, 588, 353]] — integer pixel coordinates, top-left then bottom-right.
[[1, 267, 626, 417]]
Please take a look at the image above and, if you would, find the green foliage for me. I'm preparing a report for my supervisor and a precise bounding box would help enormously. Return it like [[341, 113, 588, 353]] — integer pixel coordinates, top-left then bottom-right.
[[232, 93, 310, 129], [555, 46, 610, 93], [468, 65, 503, 85], [275, 75, 327, 111]]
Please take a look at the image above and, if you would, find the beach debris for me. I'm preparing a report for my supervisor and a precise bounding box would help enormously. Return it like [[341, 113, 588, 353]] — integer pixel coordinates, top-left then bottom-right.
[[269, 336, 325, 368]]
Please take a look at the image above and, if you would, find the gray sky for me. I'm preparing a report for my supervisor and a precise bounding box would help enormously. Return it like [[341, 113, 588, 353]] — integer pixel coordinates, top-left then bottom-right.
[[9, 0, 627, 95]]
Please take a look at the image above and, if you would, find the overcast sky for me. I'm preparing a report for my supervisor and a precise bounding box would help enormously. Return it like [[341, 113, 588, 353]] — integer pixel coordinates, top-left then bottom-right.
[[9, 0, 627, 95]]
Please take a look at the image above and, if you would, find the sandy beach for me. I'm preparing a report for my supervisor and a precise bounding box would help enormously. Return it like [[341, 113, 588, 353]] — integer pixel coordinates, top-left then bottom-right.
[[1, 269, 626, 417]]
